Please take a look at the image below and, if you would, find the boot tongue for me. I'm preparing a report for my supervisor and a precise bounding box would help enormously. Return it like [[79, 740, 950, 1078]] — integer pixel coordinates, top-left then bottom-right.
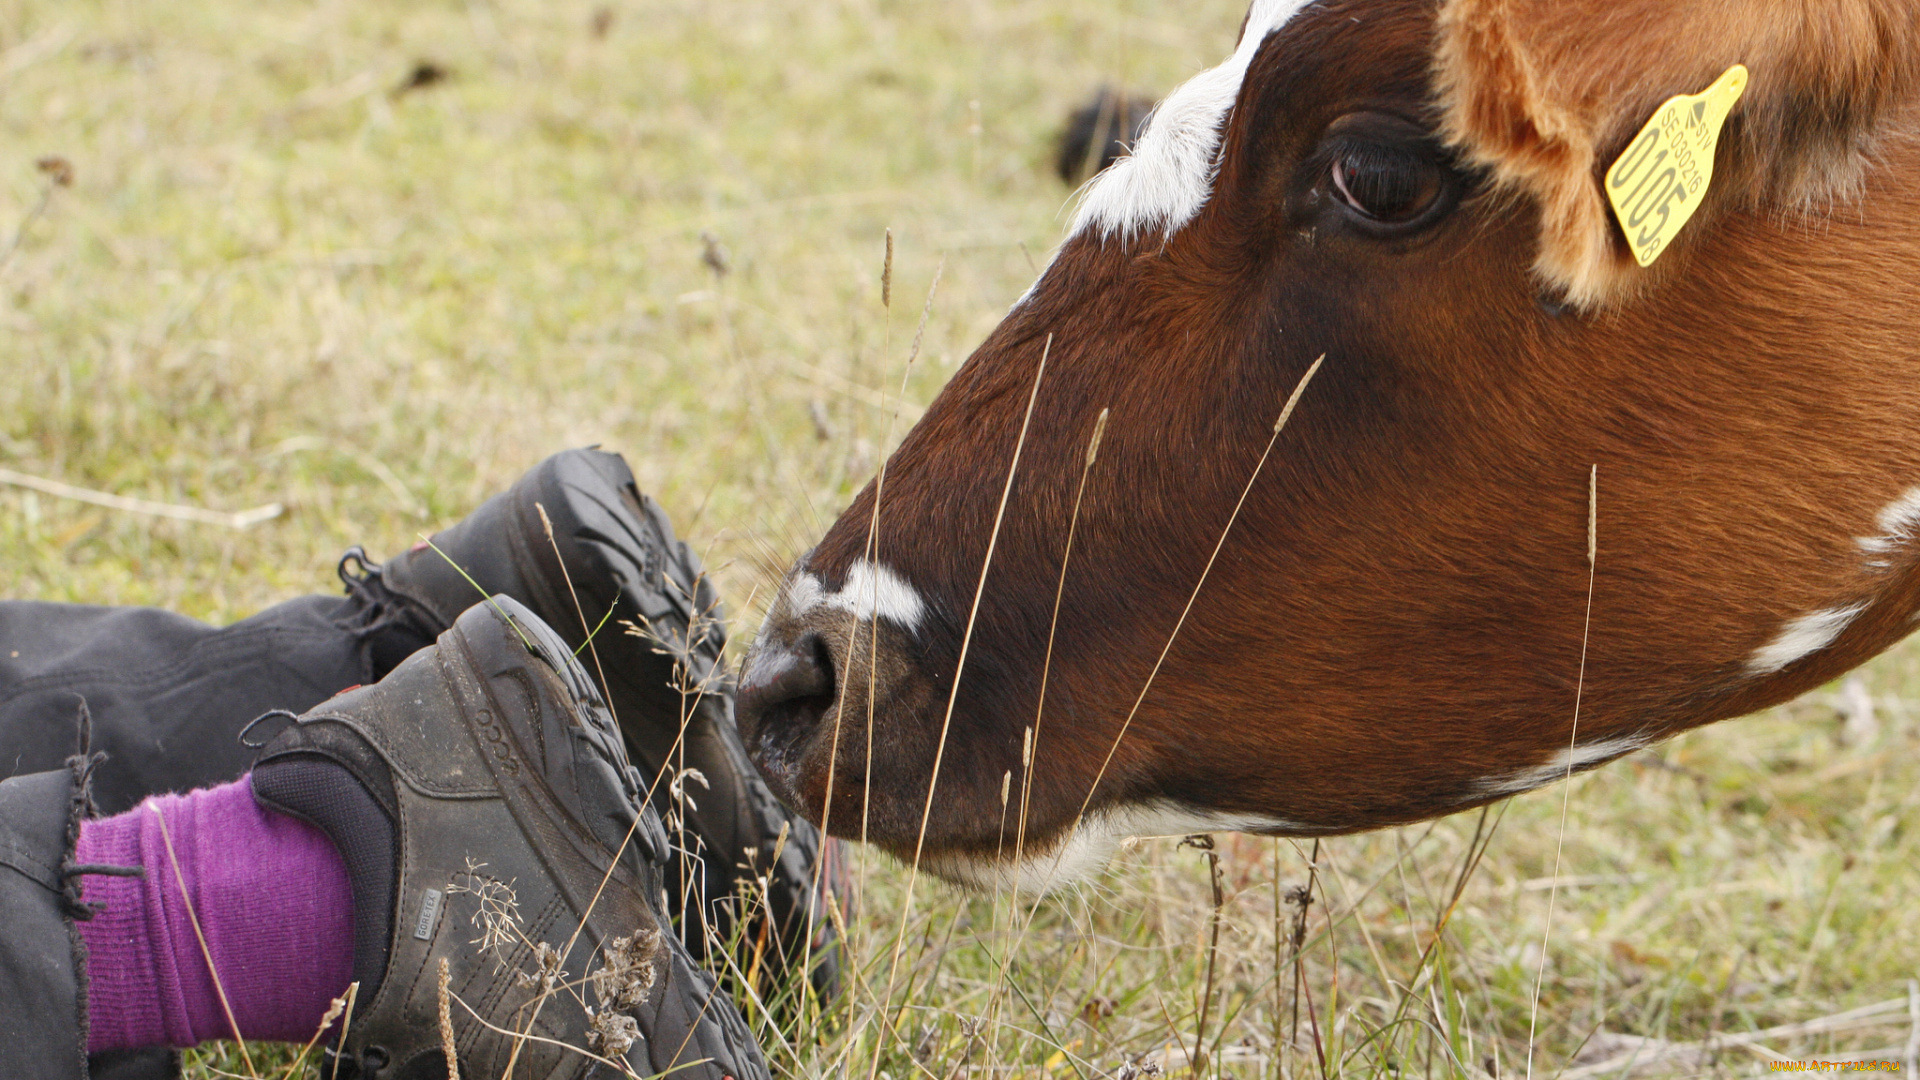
[[251, 756, 396, 1010]]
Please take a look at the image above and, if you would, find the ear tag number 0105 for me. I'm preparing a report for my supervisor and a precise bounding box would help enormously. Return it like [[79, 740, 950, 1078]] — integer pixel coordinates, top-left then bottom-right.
[[1605, 64, 1748, 267]]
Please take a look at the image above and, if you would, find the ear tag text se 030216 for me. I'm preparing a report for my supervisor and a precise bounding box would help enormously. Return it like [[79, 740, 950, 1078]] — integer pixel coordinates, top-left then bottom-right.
[[1604, 64, 1748, 268]]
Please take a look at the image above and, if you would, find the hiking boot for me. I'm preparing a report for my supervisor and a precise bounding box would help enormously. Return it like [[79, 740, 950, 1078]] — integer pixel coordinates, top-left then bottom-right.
[[342, 448, 840, 1000], [251, 596, 769, 1080]]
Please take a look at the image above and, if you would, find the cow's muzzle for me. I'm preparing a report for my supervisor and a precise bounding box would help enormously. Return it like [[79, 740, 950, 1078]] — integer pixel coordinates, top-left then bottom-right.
[[735, 629, 838, 806]]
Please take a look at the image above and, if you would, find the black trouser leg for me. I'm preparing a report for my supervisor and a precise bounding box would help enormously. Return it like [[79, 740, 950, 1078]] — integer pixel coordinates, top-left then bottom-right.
[[0, 764, 90, 1080], [0, 596, 382, 815]]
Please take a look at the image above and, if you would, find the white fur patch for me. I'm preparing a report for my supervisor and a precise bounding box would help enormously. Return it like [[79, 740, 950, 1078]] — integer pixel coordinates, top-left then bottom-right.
[[1068, 0, 1313, 242], [1475, 734, 1651, 798], [782, 573, 823, 619], [1746, 604, 1868, 675], [926, 801, 1311, 894], [1857, 487, 1920, 562], [783, 559, 927, 630]]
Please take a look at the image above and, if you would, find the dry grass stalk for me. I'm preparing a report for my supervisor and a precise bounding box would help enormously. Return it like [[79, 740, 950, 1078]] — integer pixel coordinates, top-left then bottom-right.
[[417, 537, 535, 650], [533, 501, 741, 1063], [984, 361, 1326, 1075], [445, 988, 643, 1079], [690, 907, 804, 1063], [535, 501, 618, 730], [882, 229, 894, 309], [0, 467, 283, 529], [855, 256, 944, 859], [1, 155, 74, 272], [277, 982, 353, 1080], [1287, 841, 1324, 1080], [1906, 979, 1920, 1074], [985, 405, 1110, 1035], [501, 741, 697, 1077], [867, 332, 1052, 1080], [616, 571, 778, 1032], [150, 803, 259, 1080], [1525, 465, 1600, 1080], [620, 577, 731, 811], [1181, 834, 1225, 1078], [1011, 405, 1108, 876], [447, 859, 528, 966], [437, 958, 460, 1080], [792, 361, 926, 420], [449, 844, 691, 1078], [1272, 839, 1286, 1080], [1566, 996, 1918, 1079], [328, 982, 360, 1080], [740, 820, 789, 996], [1051, 355, 1325, 894], [792, 247, 945, 1036]]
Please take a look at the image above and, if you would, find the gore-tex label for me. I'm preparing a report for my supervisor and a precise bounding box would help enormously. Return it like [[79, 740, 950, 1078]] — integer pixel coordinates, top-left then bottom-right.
[[414, 888, 443, 941]]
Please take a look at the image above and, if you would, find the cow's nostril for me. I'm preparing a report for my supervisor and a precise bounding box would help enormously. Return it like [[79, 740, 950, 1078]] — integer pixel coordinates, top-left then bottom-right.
[[736, 631, 839, 775]]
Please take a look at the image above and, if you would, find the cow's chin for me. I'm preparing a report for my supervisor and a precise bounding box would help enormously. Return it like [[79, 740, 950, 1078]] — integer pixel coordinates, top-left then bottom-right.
[[746, 698, 1328, 895], [915, 801, 1322, 895], [741, 720, 814, 819]]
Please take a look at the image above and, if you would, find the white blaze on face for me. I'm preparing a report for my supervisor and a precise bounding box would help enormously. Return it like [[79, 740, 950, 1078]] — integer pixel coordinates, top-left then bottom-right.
[[1069, 0, 1315, 242], [783, 558, 927, 631]]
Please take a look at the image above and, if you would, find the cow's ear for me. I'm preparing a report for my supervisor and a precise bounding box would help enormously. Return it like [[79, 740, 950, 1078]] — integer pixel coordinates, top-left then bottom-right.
[[1434, 0, 1920, 308]]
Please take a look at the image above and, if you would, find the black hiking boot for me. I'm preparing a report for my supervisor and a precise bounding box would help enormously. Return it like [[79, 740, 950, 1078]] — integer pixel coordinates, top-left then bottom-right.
[[251, 596, 769, 1080], [340, 448, 840, 1002]]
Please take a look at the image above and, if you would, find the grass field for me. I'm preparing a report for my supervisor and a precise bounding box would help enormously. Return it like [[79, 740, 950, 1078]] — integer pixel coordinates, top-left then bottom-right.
[[4, 1, 1919, 1077]]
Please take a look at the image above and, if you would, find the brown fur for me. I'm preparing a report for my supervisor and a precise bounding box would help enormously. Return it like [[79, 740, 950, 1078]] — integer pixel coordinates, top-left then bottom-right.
[[1435, 0, 1920, 305], [736, 0, 1920, 883]]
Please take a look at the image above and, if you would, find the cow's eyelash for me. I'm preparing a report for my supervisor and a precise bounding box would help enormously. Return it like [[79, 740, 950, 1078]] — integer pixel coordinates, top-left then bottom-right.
[[1303, 114, 1470, 234]]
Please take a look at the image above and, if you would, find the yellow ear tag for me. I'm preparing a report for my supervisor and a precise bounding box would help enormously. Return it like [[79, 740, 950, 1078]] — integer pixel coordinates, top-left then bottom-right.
[[1604, 64, 1748, 267]]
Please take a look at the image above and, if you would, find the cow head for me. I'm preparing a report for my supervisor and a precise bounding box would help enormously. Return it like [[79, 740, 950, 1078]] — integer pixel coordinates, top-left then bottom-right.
[[737, 0, 1920, 890]]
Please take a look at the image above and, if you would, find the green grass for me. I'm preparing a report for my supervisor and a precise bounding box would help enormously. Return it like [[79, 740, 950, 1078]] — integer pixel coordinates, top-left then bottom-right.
[[3, 1, 1917, 1077]]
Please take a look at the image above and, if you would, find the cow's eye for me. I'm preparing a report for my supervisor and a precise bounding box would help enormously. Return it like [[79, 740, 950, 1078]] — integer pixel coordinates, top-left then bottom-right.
[[1316, 114, 1461, 233], [1330, 144, 1442, 224]]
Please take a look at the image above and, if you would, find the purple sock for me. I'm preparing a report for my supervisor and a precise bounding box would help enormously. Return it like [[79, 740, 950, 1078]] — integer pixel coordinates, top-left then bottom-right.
[[74, 776, 355, 1052]]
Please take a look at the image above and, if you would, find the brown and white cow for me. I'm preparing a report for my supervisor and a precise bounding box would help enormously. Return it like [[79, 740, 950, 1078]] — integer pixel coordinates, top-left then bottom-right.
[[736, 0, 1920, 890]]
